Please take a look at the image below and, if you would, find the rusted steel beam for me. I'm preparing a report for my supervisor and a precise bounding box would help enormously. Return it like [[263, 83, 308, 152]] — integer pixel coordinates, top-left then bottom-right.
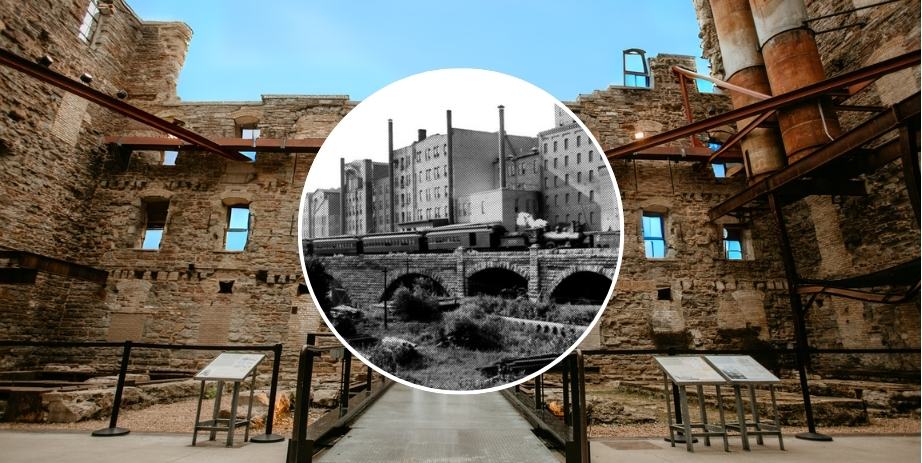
[[709, 92, 920, 220], [0, 251, 108, 283], [0, 47, 249, 162], [102, 136, 323, 154], [672, 65, 771, 100], [606, 50, 920, 159], [707, 110, 775, 163], [616, 145, 742, 161]]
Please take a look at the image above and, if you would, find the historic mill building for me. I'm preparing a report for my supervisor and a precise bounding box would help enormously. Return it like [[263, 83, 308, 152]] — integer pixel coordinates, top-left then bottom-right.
[[0, 0, 917, 397]]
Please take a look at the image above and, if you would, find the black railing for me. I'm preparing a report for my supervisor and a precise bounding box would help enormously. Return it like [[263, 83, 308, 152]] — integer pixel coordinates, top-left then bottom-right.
[[0, 339, 284, 441], [504, 350, 589, 463], [287, 333, 392, 463]]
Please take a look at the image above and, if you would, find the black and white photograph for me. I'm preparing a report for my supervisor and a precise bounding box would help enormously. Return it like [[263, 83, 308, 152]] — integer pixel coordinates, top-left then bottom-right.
[[299, 69, 623, 392]]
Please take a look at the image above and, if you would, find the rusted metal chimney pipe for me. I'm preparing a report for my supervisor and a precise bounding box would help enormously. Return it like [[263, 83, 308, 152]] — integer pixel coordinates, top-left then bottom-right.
[[709, 0, 786, 181], [749, 0, 840, 161], [498, 105, 507, 189]]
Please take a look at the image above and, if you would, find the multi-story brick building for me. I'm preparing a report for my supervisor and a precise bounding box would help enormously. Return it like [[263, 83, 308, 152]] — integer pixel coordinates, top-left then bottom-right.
[[302, 188, 341, 239]]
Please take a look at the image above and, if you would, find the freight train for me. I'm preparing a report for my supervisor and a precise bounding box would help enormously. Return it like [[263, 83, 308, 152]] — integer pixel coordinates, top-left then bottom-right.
[[305, 222, 618, 256]]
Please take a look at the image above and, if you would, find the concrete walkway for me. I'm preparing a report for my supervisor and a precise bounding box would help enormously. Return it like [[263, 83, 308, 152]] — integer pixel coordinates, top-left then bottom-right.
[[590, 435, 920, 462], [315, 383, 561, 463]]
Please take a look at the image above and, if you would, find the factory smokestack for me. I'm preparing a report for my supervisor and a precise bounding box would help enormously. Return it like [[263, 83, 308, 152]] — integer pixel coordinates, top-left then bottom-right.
[[498, 105, 506, 189], [387, 119, 395, 231]]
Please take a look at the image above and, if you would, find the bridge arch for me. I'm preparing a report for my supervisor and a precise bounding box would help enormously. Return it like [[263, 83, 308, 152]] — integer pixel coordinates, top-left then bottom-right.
[[304, 258, 352, 310], [467, 267, 528, 298], [547, 267, 614, 305], [380, 272, 448, 301]]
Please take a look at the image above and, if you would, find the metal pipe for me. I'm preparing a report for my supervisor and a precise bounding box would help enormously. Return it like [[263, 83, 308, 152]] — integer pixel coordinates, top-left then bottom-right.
[[709, 0, 786, 180], [605, 50, 919, 159], [750, 0, 841, 161], [498, 105, 507, 189], [387, 119, 395, 231], [251, 343, 285, 443], [446, 110, 455, 222]]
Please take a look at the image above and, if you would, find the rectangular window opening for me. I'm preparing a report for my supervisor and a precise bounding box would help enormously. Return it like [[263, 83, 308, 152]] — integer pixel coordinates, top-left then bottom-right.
[[642, 212, 666, 259], [723, 226, 744, 260], [141, 200, 169, 250], [225, 206, 250, 251]]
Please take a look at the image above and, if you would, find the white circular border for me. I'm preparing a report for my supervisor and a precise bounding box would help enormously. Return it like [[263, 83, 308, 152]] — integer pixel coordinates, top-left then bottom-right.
[[297, 68, 625, 395]]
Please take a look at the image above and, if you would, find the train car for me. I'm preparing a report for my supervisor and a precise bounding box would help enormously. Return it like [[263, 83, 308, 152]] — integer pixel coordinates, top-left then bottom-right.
[[499, 228, 544, 250], [426, 223, 504, 252], [543, 230, 586, 248], [586, 231, 620, 249], [312, 236, 362, 255], [361, 232, 426, 254]]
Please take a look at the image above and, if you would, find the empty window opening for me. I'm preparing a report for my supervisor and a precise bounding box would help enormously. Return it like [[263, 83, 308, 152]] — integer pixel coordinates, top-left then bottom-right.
[[657, 287, 672, 301], [723, 226, 744, 260], [218, 281, 234, 293], [297, 283, 310, 296], [239, 125, 260, 162], [141, 200, 169, 250], [225, 205, 250, 251], [162, 150, 178, 166], [642, 212, 666, 258], [712, 163, 726, 178], [78, 0, 101, 43], [623, 49, 651, 88]]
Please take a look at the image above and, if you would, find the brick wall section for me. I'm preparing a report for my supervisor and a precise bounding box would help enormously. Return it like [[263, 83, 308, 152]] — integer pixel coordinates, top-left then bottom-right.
[[690, 0, 921, 377]]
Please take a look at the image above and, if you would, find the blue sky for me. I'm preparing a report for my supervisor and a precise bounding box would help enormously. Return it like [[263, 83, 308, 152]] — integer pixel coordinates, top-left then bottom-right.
[[128, 1, 711, 102]]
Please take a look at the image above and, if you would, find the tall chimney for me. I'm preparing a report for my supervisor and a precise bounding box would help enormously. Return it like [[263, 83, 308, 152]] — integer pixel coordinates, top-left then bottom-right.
[[417, 129, 427, 142], [387, 119, 395, 231], [709, 0, 786, 181], [446, 110, 455, 222], [339, 157, 346, 234], [749, 0, 840, 161], [498, 105, 507, 189]]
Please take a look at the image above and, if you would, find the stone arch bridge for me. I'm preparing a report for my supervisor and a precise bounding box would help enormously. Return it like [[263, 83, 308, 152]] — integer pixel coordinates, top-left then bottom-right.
[[311, 247, 619, 309]]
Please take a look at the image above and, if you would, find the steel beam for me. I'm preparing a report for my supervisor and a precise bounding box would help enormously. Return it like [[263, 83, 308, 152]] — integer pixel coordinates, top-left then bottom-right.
[[709, 92, 920, 220], [606, 50, 920, 159], [102, 136, 323, 154], [0, 47, 249, 161], [707, 111, 775, 163]]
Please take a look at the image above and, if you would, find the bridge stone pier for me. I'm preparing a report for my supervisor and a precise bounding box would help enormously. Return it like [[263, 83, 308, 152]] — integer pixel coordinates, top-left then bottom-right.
[[312, 247, 619, 309]]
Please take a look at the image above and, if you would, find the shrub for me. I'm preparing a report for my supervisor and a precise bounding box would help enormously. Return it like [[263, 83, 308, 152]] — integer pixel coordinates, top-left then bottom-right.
[[391, 286, 441, 322], [366, 337, 423, 370], [446, 309, 504, 351]]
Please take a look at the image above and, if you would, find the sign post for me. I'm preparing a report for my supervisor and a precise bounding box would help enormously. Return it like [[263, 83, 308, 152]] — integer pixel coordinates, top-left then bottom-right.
[[704, 355, 785, 451], [192, 352, 265, 447], [654, 356, 730, 453]]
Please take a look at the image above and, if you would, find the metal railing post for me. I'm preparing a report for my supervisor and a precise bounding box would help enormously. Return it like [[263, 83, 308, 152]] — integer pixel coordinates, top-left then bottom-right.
[[252, 343, 285, 443], [339, 349, 352, 418], [287, 346, 315, 463], [92, 340, 132, 436]]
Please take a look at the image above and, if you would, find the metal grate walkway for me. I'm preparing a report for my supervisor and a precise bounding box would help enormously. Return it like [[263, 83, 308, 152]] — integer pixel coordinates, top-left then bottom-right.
[[314, 383, 560, 463]]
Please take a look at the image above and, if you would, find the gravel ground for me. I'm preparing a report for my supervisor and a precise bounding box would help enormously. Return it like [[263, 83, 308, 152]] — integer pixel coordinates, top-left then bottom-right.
[[1, 399, 917, 439], [588, 417, 921, 438], [0, 397, 325, 435]]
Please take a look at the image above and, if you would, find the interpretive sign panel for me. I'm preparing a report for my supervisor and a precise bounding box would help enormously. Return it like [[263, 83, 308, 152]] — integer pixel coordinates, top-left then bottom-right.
[[704, 355, 779, 384], [195, 353, 265, 381], [654, 356, 726, 385]]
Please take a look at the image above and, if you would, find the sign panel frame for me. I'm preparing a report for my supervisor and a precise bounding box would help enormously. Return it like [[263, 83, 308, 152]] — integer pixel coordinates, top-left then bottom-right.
[[654, 356, 727, 385], [194, 352, 265, 382], [703, 355, 780, 384]]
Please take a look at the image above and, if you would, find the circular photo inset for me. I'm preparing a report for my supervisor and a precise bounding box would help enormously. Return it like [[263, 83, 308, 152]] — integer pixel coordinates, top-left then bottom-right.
[[299, 69, 623, 393]]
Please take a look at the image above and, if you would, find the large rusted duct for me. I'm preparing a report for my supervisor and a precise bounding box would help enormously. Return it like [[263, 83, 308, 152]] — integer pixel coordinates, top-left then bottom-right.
[[710, 0, 786, 180], [749, 0, 840, 162]]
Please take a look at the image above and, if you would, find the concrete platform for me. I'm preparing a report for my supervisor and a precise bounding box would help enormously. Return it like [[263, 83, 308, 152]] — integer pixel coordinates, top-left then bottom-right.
[[590, 435, 920, 462]]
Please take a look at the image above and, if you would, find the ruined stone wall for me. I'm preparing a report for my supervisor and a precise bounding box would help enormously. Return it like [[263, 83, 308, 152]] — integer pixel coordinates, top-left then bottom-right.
[[690, 0, 921, 378], [571, 55, 795, 381]]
